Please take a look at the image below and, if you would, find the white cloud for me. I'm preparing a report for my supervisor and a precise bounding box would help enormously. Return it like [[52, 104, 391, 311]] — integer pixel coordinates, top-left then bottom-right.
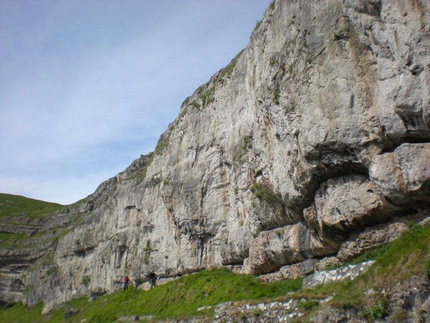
[[0, 0, 272, 204]]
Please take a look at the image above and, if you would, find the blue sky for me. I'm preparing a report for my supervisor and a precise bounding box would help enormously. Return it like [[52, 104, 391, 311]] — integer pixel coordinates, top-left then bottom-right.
[[0, 0, 272, 205]]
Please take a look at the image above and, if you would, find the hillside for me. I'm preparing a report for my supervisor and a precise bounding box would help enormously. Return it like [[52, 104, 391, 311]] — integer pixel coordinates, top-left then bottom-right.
[[0, 193, 85, 306], [0, 193, 63, 219], [0, 193, 63, 244], [0, 0, 429, 321]]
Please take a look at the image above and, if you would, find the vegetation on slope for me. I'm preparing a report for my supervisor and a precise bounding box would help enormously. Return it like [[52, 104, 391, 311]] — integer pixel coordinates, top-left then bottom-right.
[[1, 224, 428, 322], [0, 194, 65, 246], [0, 269, 302, 322], [0, 193, 63, 221], [294, 223, 430, 322]]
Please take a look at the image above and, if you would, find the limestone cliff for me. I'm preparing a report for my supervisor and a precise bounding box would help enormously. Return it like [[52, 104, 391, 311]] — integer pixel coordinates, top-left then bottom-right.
[[1, 0, 429, 313]]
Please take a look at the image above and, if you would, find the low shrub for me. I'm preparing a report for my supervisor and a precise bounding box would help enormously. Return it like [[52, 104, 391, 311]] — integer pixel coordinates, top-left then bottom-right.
[[250, 181, 279, 203], [361, 299, 387, 319]]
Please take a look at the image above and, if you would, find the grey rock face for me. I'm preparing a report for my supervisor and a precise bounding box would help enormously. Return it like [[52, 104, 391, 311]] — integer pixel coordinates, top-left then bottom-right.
[[1, 0, 429, 313], [370, 143, 430, 206], [337, 221, 408, 262], [304, 175, 395, 247]]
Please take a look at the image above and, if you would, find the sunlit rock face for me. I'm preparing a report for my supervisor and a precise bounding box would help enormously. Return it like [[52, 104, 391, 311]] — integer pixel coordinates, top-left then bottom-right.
[[4, 0, 429, 313]]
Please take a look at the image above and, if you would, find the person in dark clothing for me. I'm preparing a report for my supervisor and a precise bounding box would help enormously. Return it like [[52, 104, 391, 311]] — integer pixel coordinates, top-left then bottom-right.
[[124, 275, 130, 290], [147, 271, 157, 289]]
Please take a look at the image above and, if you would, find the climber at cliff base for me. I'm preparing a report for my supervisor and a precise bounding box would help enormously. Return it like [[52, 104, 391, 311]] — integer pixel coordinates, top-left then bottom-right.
[[124, 275, 130, 290], [147, 271, 157, 289]]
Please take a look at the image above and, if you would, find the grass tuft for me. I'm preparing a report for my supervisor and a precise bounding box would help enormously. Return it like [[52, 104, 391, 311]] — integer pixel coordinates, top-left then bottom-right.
[[250, 180, 279, 203]]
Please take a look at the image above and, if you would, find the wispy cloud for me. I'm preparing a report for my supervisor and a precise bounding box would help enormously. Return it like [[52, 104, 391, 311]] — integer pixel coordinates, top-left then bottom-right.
[[0, 0, 272, 204]]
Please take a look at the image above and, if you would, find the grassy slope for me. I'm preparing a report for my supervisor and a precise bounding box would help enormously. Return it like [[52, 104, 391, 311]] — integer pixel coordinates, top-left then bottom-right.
[[0, 193, 63, 221], [0, 270, 302, 323], [1, 224, 429, 323], [0, 193, 65, 246], [294, 224, 430, 321]]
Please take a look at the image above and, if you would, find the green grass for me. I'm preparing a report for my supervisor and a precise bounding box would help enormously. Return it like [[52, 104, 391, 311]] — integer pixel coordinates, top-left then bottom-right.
[[1, 225, 429, 322], [191, 100, 201, 108], [236, 136, 252, 162], [123, 137, 170, 183], [79, 269, 302, 322], [273, 88, 280, 104], [361, 299, 388, 320], [0, 194, 65, 247], [294, 224, 430, 321], [0, 232, 28, 241], [0, 193, 63, 221], [0, 302, 44, 323], [153, 138, 169, 157], [270, 1, 275, 10], [422, 257, 430, 279], [219, 60, 237, 79], [0, 269, 302, 323], [252, 20, 262, 34], [0, 232, 29, 247], [250, 181, 279, 203], [200, 86, 215, 107]]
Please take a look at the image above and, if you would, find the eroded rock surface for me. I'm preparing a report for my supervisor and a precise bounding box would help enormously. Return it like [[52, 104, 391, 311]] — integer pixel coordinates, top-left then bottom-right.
[[1, 0, 429, 313]]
